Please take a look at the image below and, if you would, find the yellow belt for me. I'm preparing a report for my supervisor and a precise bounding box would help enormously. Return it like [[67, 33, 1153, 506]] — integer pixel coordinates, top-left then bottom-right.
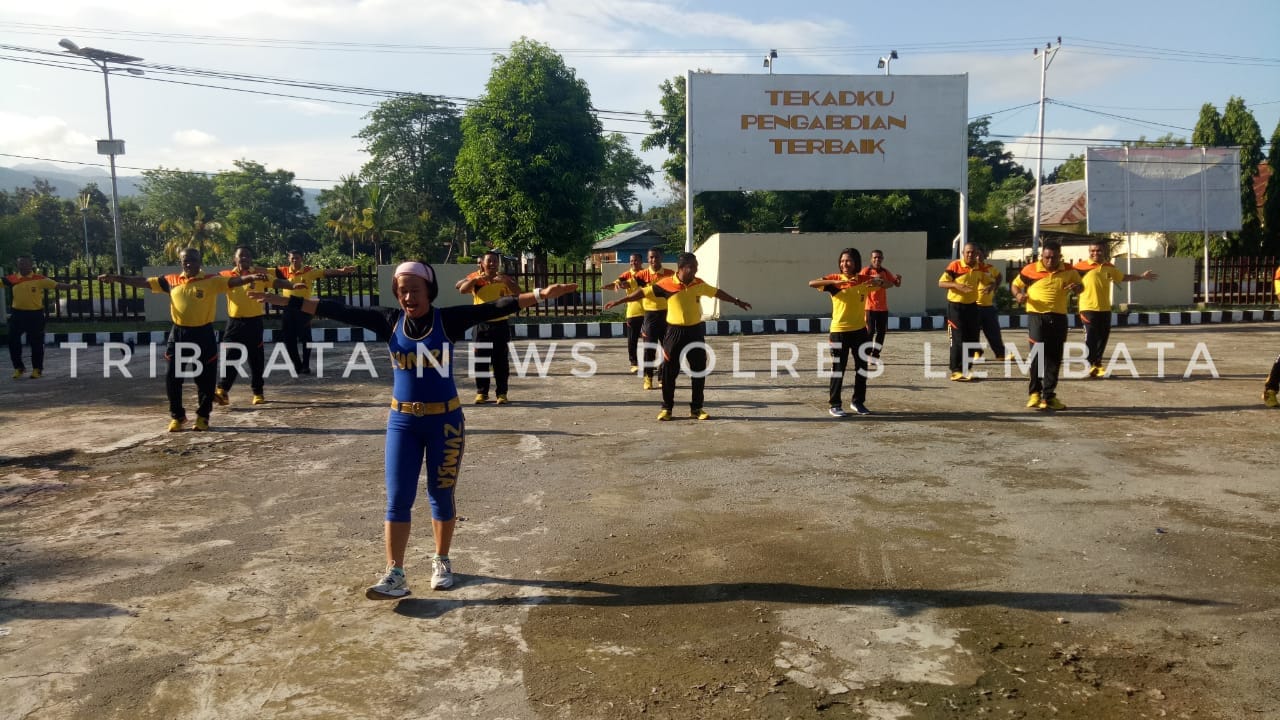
[[389, 397, 461, 416]]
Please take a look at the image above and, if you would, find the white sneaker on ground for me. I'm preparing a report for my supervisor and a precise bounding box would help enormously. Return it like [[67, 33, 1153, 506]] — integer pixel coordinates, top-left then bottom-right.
[[430, 556, 454, 590], [828, 406, 847, 418], [366, 567, 410, 600]]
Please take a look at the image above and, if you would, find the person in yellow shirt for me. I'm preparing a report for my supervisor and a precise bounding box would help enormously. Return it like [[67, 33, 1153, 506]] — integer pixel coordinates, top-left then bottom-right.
[[604, 252, 750, 421], [276, 249, 356, 375], [101, 248, 265, 431], [603, 252, 645, 374], [973, 245, 1007, 362], [214, 246, 294, 406], [810, 248, 891, 417], [633, 247, 675, 390], [1266, 265, 1280, 407], [1073, 242, 1158, 378], [455, 251, 521, 404], [938, 243, 997, 381], [1011, 240, 1083, 410], [4, 255, 72, 379]]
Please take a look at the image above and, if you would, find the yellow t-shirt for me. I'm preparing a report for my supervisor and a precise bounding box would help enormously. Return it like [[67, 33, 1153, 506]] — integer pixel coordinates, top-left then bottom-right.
[[646, 276, 717, 327], [1073, 261, 1125, 312], [220, 268, 277, 319], [149, 273, 233, 327], [1013, 262, 1082, 315], [614, 271, 644, 319], [819, 274, 874, 332], [634, 267, 674, 312], [3, 273, 58, 311], [279, 266, 326, 299], [939, 259, 993, 305], [974, 262, 1000, 307], [466, 272, 518, 321]]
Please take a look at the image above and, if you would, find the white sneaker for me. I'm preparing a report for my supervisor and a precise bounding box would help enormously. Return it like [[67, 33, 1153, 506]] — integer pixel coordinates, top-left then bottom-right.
[[366, 567, 410, 600], [828, 406, 847, 418], [430, 556, 453, 590]]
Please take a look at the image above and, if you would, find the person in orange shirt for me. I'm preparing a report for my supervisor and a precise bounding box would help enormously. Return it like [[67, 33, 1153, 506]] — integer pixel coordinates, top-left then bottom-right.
[[456, 251, 521, 404], [815, 248, 891, 417], [632, 247, 675, 390], [1011, 240, 1083, 411], [276, 249, 356, 375], [858, 249, 901, 365], [1265, 265, 1280, 407], [214, 246, 294, 406], [101, 248, 265, 431], [604, 252, 645, 373], [604, 252, 750, 421], [938, 243, 997, 381], [1073, 241, 1157, 377], [973, 245, 1007, 361], [4, 255, 72, 379]]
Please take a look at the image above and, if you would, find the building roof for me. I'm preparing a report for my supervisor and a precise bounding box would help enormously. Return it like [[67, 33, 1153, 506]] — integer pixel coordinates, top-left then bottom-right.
[[1010, 180, 1087, 228], [592, 223, 662, 251]]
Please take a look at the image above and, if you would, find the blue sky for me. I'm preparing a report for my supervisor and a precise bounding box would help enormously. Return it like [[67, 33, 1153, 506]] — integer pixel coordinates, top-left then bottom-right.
[[1, 0, 1277, 207]]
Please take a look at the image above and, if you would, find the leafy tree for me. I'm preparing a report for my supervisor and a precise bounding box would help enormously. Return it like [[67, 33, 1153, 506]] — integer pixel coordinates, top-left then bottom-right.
[[969, 117, 1033, 184], [1046, 153, 1084, 184], [160, 206, 230, 262], [318, 175, 367, 259], [1192, 103, 1223, 147], [453, 38, 606, 261], [75, 184, 112, 262], [0, 213, 39, 266], [358, 95, 461, 211], [214, 160, 313, 255], [1221, 96, 1264, 251], [642, 74, 689, 188], [138, 169, 221, 226], [594, 132, 655, 225], [1263, 119, 1280, 256]]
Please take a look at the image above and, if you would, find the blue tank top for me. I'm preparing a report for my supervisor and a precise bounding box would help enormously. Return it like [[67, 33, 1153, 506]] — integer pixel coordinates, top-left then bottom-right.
[[388, 308, 457, 402]]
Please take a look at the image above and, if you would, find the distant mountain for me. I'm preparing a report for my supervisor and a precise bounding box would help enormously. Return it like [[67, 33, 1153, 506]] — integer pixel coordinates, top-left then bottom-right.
[[0, 163, 322, 212]]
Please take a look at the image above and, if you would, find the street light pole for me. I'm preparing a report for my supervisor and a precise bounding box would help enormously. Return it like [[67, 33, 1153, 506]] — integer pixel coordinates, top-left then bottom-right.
[[59, 38, 143, 272], [1030, 38, 1061, 260], [877, 50, 898, 75]]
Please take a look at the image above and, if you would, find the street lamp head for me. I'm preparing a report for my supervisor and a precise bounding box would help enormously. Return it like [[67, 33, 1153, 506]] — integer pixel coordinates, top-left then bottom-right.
[[126, 68, 145, 76], [58, 38, 80, 52], [889, 50, 898, 60], [877, 58, 886, 69]]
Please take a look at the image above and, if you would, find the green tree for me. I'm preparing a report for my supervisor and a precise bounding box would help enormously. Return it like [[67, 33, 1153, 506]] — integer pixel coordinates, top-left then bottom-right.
[[160, 206, 230, 262], [453, 38, 606, 261], [1221, 96, 1264, 252], [1263, 119, 1280, 256], [969, 117, 1033, 184], [214, 160, 313, 255], [1046, 153, 1084, 184], [0, 213, 39, 266], [642, 74, 689, 188], [594, 132, 655, 225], [1192, 103, 1224, 147], [318, 175, 366, 259], [138, 169, 221, 226]]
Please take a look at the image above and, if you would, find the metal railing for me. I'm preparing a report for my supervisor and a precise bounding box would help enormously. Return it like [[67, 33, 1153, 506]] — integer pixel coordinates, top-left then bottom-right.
[[1194, 256, 1278, 305], [11, 263, 612, 322]]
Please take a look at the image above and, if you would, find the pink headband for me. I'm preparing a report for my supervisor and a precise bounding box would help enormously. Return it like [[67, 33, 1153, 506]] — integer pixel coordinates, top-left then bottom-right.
[[394, 261, 434, 284]]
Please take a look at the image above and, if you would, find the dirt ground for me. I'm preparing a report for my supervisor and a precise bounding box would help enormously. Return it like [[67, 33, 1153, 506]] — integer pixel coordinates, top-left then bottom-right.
[[2, 322, 1279, 719]]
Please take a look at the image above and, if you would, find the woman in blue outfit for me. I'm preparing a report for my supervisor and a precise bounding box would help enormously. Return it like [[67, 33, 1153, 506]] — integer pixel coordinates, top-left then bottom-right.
[[252, 262, 576, 600]]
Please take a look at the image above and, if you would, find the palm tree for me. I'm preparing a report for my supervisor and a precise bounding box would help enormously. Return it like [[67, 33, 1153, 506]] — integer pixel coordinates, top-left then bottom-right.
[[354, 184, 401, 264], [160, 206, 230, 262], [322, 175, 366, 259]]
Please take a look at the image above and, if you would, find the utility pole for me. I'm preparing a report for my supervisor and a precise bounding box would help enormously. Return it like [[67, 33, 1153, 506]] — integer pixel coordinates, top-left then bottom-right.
[[1031, 37, 1061, 259]]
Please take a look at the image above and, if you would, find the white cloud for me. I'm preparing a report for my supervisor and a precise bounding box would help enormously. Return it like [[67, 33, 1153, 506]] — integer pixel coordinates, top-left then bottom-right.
[[1005, 123, 1120, 175], [172, 129, 217, 147], [0, 111, 95, 158]]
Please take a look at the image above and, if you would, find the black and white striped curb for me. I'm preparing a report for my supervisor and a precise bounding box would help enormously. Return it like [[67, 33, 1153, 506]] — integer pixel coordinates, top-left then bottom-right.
[[40, 308, 1280, 346]]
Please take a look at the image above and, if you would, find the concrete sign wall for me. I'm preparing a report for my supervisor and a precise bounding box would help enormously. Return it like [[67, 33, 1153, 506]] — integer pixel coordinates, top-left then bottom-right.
[[687, 73, 968, 193]]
